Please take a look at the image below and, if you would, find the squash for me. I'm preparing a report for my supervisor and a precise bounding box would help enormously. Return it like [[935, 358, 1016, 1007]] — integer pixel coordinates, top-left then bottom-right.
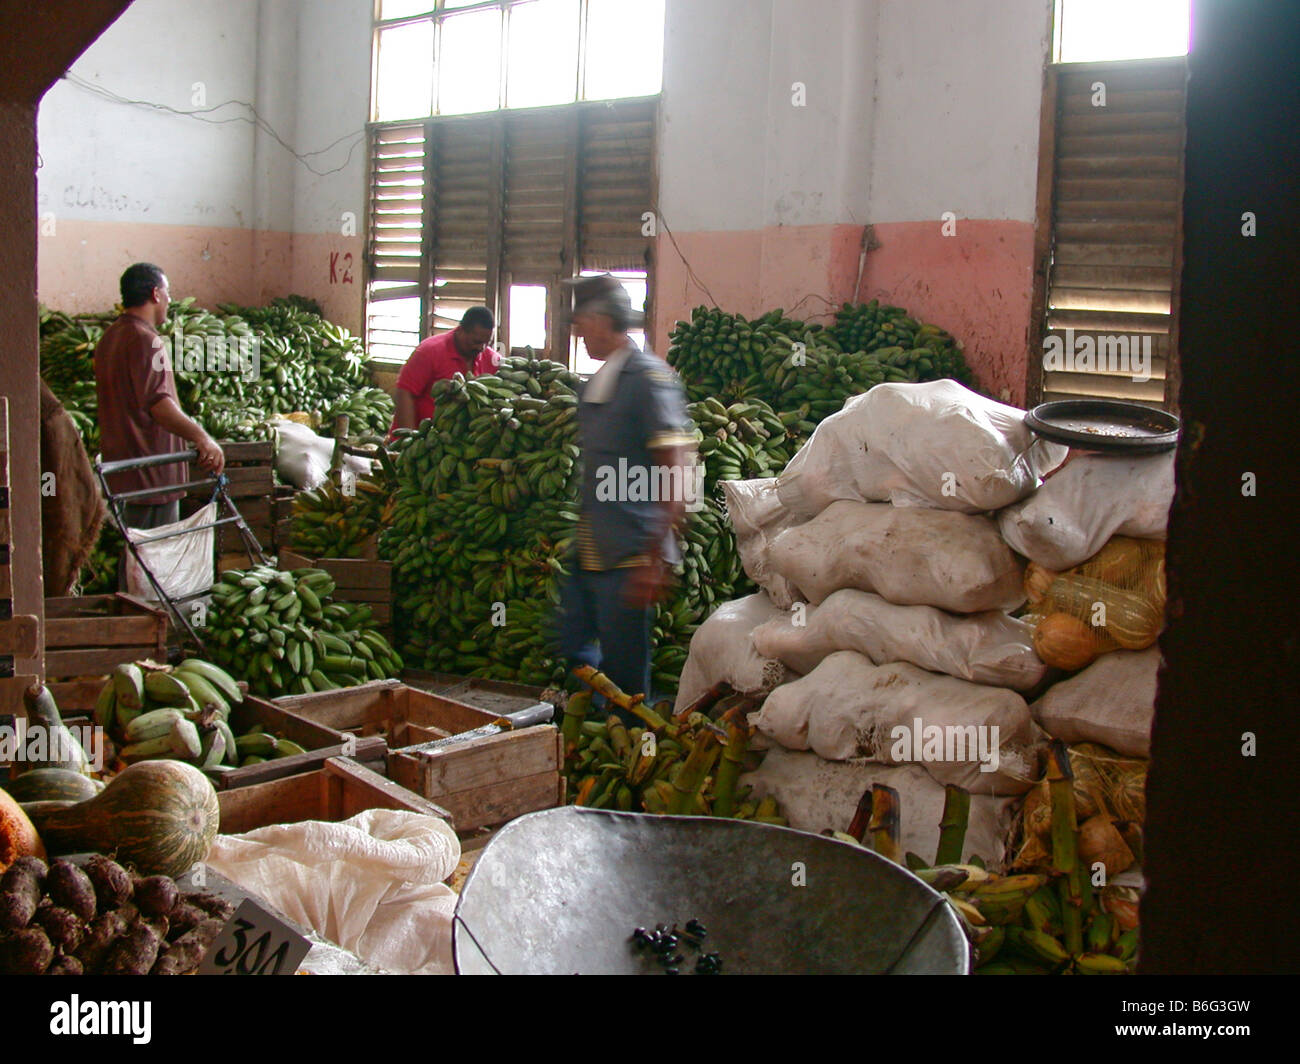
[[1042, 574, 1163, 651], [1023, 562, 1058, 606], [23, 761, 219, 879], [16, 684, 91, 777], [1085, 536, 1150, 586], [2, 768, 103, 805], [0, 788, 46, 872], [1033, 612, 1102, 671]]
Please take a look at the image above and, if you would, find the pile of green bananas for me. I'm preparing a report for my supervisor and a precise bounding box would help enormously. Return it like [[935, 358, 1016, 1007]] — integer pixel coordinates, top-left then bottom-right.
[[688, 397, 795, 496], [320, 387, 395, 437], [560, 679, 785, 820], [204, 564, 402, 698], [76, 523, 122, 596], [92, 659, 311, 771], [381, 356, 583, 686], [290, 475, 394, 559], [667, 301, 978, 439], [829, 299, 975, 386]]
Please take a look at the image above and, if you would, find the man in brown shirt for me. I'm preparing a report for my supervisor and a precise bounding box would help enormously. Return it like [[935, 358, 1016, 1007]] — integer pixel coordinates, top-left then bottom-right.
[[94, 263, 225, 529]]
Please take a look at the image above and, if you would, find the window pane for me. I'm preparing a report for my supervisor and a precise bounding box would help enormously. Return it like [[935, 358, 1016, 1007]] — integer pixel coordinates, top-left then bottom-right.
[[507, 0, 580, 109], [380, 0, 435, 19], [583, 0, 664, 101], [375, 21, 435, 121], [438, 9, 502, 114], [367, 295, 422, 362], [509, 284, 549, 350], [1056, 0, 1189, 62]]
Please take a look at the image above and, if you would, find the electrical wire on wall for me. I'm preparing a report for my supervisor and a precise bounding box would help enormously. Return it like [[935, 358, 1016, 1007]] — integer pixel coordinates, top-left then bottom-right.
[[61, 72, 366, 178]]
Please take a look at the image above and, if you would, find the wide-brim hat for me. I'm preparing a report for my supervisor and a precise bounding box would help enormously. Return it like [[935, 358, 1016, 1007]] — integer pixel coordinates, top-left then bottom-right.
[[562, 273, 645, 328]]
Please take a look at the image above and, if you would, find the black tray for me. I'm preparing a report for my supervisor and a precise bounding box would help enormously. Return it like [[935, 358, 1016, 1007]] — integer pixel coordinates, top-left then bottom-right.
[[1026, 399, 1179, 453]]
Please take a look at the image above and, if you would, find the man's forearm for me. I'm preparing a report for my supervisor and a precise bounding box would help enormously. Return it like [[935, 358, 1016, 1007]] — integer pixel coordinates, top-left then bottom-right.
[[644, 445, 690, 561], [394, 389, 417, 430]]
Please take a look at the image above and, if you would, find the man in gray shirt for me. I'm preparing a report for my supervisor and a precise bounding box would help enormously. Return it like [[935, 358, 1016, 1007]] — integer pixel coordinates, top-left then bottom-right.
[[553, 275, 695, 720]]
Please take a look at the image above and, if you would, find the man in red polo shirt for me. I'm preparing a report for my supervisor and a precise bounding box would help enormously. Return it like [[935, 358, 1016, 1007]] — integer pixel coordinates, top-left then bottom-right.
[[389, 306, 499, 435]]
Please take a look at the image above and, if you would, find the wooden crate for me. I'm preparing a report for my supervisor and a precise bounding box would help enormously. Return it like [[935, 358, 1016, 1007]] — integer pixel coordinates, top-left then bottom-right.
[[44, 594, 169, 711], [206, 694, 388, 790], [278, 549, 391, 628], [186, 440, 276, 502], [272, 485, 296, 552], [269, 679, 497, 746], [217, 757, 452, 835], [389, 725, 563, 832], [401, 669, 553, 719]]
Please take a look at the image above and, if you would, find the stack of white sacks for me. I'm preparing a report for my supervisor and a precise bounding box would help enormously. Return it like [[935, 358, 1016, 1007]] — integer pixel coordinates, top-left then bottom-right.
[[676, 380, 1174, 868]]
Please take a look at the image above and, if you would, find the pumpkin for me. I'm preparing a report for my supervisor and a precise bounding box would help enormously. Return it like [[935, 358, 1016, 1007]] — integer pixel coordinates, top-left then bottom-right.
[[1023, 562, 1058, 606], [1033, 612, 1102, 671], [2, 768, 103, 805], [23, 761, 218, 879], [0, 789, 46, 872], [1086, 536, 1149, 585]]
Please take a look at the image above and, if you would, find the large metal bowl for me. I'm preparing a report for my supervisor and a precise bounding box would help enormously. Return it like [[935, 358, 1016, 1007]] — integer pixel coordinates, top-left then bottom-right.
[[453, 807, 970, 974]]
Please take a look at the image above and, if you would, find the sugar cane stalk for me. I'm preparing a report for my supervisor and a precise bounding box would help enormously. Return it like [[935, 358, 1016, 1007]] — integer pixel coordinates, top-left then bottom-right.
[[935, 785, 971, 866], [869, 784, 903, 865], [1047, 740, 1086, 956]]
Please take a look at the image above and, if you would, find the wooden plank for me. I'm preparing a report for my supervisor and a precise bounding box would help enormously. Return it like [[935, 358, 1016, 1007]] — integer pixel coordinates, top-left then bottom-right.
[[1050, 263, 1174, 290], [392, 725, 559, 796], [1047, 308, 1172, 333], [408, 769, 563, 832], [1059, 89, 1184, 114], [1057, 59, 1187, 96], [279, 550, 390, 587], [1056, 199, 1179, 222], [44, 614, 163, 648], [46, 646, 164, 676], [1049, 286, 1171, 314], [330, 587, 393, 606], [1054, 221, 1176, 245], [219, 441, 275, 464], [217, 772, 323, 835], [47, 678, 110, 713], [0, 566, 9, 598], [325, 758, 453, 823], [1057, 155, 1181, 179], [1057, 109, 1182, 135], [1041, 370, 1168, 403], [0, 615, 38, 656], [1052, 241, 1178, 268]]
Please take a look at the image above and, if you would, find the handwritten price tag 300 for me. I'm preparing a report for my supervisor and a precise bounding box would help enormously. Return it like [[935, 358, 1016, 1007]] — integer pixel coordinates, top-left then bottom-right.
[[196, 899, 312, 975]]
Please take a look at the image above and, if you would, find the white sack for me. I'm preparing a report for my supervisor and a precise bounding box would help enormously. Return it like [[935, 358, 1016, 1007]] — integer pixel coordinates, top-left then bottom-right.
[[767, 500, 1025, 612], [752, 651, 1039, 794], [673, 593, 792, 713], [720, 478, 804, 608], [124, 501, 215, 601], [206, 808, 461, 975], [740, 747, 1019, 870], [273, 419, 372, 491], [775, 393, 916, 520], [997, 451, 1175, 570], [1031, 648, 1160, 758], [857, 380, 1067, 512], [752, 589, 1047, 692]]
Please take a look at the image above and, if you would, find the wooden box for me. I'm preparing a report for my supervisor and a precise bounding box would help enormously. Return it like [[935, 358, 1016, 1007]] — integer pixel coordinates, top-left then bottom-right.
[[191, 440, 276, 502], [44, 593, 169, 711], [278, 549, 392, 628], [388, 725, 563, 832], [269, 679, 562, 830], [217, 757, 452, 835], [268, 679, 497, 746], [206, 694, 387, 790], [401, 669, 553, 719]]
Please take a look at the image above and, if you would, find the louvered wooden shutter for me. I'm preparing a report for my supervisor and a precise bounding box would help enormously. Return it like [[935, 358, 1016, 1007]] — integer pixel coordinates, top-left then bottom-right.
[[365, 123, 429, 358], [578, 99, 655, 271], [1040, 57, 1186, 408], [429, 118, 499, 332], [504, 110, 573, 275]]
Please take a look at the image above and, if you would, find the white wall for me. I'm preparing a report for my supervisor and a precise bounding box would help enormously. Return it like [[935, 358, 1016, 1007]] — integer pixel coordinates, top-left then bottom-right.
[[869, 0, 1051, 223], [658, 0, 877, 231], [37, 0, 268, 231]]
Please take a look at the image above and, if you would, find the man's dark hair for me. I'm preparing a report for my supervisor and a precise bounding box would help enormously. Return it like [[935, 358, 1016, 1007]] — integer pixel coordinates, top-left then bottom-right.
[[120, 263, 166, 308], [460, 305, 495, 331]]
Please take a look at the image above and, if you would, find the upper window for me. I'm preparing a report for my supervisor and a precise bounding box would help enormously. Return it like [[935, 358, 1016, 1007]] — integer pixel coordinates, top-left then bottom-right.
[[373, 0, 665, 121], [1054, 0, 1190, 63]]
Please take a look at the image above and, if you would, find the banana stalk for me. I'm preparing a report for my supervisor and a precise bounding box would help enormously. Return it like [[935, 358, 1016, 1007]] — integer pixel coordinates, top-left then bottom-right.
[[1047, 740, 1087, 956], [846, 786, 873, 843], [868, 784, 903, 865], [710, 715, 750, 819], [935, 784, 971, 866], [666, 728, 722, 815]]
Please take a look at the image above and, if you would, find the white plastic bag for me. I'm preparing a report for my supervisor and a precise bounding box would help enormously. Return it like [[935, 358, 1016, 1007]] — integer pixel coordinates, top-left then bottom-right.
[[751, 651, 1040, 794], [205, 808, 461, 975], [775, 393, 915, 519], [1030, 648, 1160, 758], [273, 419, 372, 491], [673, 593, 792, 713], [997, 452, 1175, 570], [767, 500, 1025, 613], [124, 501, 215, 601], [720, 479, 805, 608], [739, 748, 1020, 869], [856, 381, 1067, 512], [751, 589, 1047, 691]]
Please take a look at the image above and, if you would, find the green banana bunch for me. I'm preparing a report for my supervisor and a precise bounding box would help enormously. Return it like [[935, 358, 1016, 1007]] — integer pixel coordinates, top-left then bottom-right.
[[205, 563, 402, 697], [290, 474, 393, 559]]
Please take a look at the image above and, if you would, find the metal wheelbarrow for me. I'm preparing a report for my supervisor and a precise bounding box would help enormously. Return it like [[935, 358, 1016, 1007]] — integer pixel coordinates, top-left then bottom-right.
[[453, 807, 970, 974]]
